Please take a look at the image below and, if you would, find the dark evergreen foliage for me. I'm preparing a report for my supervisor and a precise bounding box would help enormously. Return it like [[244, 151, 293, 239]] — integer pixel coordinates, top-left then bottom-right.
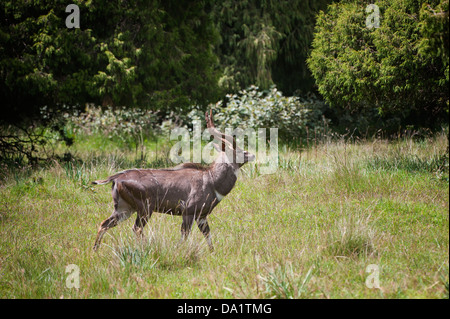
[[0, 0, 448, 161]]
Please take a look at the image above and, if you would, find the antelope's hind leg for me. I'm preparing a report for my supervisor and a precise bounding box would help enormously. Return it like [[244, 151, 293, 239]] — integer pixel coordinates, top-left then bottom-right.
[[93, 197, 135, 251]]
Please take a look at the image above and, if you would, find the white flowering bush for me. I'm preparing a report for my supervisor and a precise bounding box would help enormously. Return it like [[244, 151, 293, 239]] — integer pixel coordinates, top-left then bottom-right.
[[188, 85, 330, 142], [71, 104, 158, 146]]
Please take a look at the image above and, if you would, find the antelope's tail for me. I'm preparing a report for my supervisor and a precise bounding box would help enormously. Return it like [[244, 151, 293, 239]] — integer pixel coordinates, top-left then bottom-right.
[[91, 178, 113, 185], [91, 171, 128, 185]]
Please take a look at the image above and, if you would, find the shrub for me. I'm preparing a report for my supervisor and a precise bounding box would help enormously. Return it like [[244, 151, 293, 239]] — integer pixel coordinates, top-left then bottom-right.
[[70, 104, 159, 148], [188, 85, 330, 143], [259, 263, 315, 299], [307, 0, 449, 130]]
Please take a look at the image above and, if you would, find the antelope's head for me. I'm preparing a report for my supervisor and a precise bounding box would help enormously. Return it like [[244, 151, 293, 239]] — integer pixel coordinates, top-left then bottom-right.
[[205, 110, 256, 167]]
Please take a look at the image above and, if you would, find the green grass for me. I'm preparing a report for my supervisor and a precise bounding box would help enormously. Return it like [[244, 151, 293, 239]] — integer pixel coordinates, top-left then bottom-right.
[[0, 131, 448, 298]]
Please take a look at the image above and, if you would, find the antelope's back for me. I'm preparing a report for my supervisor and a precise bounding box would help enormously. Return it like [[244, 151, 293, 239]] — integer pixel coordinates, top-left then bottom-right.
[[114, 168, 210, 214]]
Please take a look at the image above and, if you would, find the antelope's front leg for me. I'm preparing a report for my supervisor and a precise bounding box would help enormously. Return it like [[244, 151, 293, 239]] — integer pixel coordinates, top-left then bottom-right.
[[133, 212, 151, 241], [180, 214, 194, 242], [197, 217, 214, 252]]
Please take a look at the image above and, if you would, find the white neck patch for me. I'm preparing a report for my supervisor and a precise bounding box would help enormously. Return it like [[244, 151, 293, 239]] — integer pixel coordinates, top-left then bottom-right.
[[214, 189, 225, 202]]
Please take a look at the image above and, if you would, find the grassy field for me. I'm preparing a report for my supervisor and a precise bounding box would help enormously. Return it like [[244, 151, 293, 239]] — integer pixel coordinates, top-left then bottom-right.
[[0, 130, 448, 298]]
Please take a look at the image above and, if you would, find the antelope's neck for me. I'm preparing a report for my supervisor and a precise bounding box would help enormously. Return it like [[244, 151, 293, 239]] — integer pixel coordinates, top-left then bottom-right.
[[209, 163, 238, 198]]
